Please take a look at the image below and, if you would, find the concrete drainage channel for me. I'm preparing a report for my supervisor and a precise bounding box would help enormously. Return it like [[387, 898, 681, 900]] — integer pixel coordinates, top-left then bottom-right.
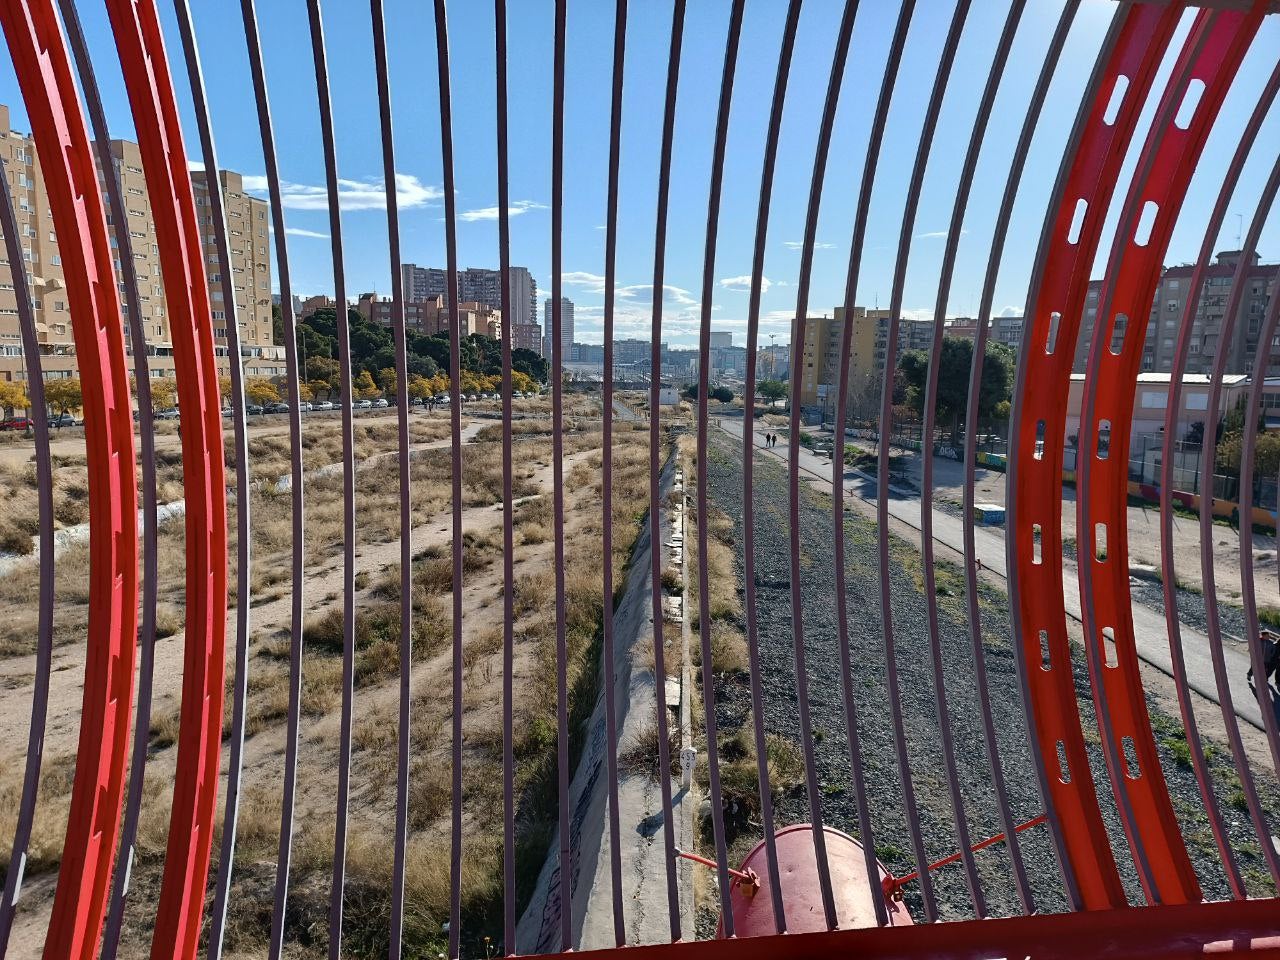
[[517, 451, 696, 952]]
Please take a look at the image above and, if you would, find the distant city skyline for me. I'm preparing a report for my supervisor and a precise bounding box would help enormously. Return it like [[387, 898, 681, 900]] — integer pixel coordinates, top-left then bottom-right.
[[0, 4, 1275, 350]]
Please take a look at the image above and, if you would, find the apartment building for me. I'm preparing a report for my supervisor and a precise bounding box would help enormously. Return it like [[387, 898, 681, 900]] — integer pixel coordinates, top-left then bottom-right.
[[400, 263, 538, 329], [511, 322, 542, 354], [543, 295, 574, 364], [942, 314, 1026, 351], [0, 104, 282, 391], [1074, 250, 1276, 376], [794, 306, 893, 410], [357, 291, 501, 339]]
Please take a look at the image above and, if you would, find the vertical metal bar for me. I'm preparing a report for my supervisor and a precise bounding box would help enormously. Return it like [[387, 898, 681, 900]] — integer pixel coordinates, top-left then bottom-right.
[[494, 0, 520, 951], [872, 0, 973, 923], [550, 1, 574, 948], [693, 0, 745, 935], [0, 5, 141, 955], [1005, 2, 1178, 910], [647, 0, 686, 941], [1238, 254, 1280, 777], [1154, 58, 1280, 901], [52, 3, 159, 955], [1075, 7, 1263, 906], [916, 0, 1028, 920], [958, 0, 1082, 918], [237, 2, 308, 955], [370, 0, 414, 954], [300, 1, 359, 953], [0, 46, 60, 956], [741, 0, 808, 935], [597, 0, 628, 946], [429, 1, 465, 954], [166, 1, 254, 952], [827, 0, 912, 929], [1188, 151, 1280, 885]]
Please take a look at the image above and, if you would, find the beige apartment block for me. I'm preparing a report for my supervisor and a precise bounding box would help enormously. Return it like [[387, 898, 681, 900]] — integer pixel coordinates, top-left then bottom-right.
[[795, 306, 893, 412], [0, 103, 283, 400]]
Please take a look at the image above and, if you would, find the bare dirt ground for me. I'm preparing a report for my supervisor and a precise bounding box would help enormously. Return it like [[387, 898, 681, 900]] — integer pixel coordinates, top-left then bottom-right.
[[0, 395, 663, 958]]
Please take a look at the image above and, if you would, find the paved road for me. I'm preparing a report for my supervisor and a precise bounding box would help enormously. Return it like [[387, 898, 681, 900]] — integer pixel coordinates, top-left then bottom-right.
[[715, 417, 1274, 735]]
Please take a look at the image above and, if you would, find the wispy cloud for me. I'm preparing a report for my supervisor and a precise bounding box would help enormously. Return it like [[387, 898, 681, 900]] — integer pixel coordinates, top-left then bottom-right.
[[562, 271, 608, 294], [458, 200, 548, 222], [240, 172, 441, 211], [783, 240, 835, 250], [285, 227, 329, 239], [916, 228, 969, 240], [718, 275, 777, 293]]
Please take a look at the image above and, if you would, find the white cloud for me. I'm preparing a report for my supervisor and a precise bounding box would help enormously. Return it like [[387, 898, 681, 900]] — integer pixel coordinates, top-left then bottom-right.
[[285, 227, 329, 239], [784, 240, 835, 250], [187, 160, 205, 172], [916, 228, 969, 239], [240, 172, 442, 211], [562, 271, 608, 294], [718, 275, 780, 293], [458, 200, 547, 222], [616, 283, 698, 307], [998, 305, 1022, 318]]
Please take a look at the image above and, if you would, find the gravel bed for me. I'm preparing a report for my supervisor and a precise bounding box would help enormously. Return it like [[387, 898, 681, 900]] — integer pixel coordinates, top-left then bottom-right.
[[696, 433, 1279, 925]]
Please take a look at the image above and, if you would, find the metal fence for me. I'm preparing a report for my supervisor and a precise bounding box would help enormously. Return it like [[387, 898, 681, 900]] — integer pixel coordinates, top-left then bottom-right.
[[0, 2, 1278, 959]]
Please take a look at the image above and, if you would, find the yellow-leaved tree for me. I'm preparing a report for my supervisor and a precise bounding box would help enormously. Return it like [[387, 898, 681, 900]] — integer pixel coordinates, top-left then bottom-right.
[[0, 380, 29, 416]]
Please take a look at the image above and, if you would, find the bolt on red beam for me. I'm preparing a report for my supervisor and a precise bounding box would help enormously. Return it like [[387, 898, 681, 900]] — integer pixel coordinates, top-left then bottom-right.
[[1074, 4, 1266, 906], [1006, 0, 1181, 911], [102, 0, 230, 955], [0, 4, 140, 959]]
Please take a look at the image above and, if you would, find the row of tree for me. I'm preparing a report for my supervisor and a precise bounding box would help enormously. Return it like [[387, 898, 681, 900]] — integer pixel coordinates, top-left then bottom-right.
[[279, 305, 549, 394]]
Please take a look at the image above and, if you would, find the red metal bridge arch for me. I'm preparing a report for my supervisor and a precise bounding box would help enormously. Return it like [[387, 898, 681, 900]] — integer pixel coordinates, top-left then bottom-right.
[[0, 1, 1277, 958]]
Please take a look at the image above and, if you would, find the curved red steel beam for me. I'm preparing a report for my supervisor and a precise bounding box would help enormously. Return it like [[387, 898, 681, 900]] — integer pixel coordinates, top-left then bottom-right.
[[1075, 4, 1265, 906], [0, 4, 140, 959], [103, 0, 229, 955], [1006, 0, 1181, 911]]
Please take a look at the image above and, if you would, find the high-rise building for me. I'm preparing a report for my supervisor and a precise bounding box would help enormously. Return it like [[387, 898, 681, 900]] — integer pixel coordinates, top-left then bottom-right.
[[543, 296, 574, 364], [794, 307, 896, 411], [709, 331, 733, 349], [0, 104, 282, 392], [357, 291, 501, 340], [191, 168, 275, 355], [1075, 251, 1277, 376], [400, 263, 538, 329]]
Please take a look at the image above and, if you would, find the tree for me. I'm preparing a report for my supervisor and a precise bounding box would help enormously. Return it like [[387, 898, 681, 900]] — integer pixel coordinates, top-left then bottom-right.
[[148, 377, 177, 413], [352, 369, 381, 400], [43, 377, 83, 417], [306, 356, 341, 398], [510, 370, 537, 394], [758, 379, 788, 404], [297, 380, 314, 403], [377, 367, 399, 396], [245, 377, 280, 407], [307, 379, 333, 402], [710, 385, 734, 403], [0, 380, 29, 416], [407, 374, 434, 403], [897, 337, 1015, 439], [218, 375, 232, 402]]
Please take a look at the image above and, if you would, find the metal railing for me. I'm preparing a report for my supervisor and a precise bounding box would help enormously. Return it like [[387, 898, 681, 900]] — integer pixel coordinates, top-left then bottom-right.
[[0, 1, 1277, 958]]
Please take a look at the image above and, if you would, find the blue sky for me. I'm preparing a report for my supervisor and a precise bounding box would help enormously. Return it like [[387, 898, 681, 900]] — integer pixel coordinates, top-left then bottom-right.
[[1, 0, 1277, 348]]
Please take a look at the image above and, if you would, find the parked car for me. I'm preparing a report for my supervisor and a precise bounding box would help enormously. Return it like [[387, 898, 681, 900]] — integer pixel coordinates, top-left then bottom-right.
[[48, 413, 80, 428], [301, 401, 313, 412], [267, 402, 289, 414], [155, 408, 180, 421], [467, 394, 478, 402], [221, 407, 234, 418], [354, 399, 373, 410], [246, 404, 264, 415], [314, 400, 334, 411], [0, 416, 34, 432], [373, 398, 389, 408]]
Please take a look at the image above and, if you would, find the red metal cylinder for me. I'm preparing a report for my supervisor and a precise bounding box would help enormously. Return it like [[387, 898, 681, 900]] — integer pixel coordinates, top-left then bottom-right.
[[720, 825, 912, 937]]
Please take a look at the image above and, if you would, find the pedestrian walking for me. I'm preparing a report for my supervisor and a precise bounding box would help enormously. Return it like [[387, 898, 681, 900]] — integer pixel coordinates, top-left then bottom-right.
[[1247, 630, 1280, 691]]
